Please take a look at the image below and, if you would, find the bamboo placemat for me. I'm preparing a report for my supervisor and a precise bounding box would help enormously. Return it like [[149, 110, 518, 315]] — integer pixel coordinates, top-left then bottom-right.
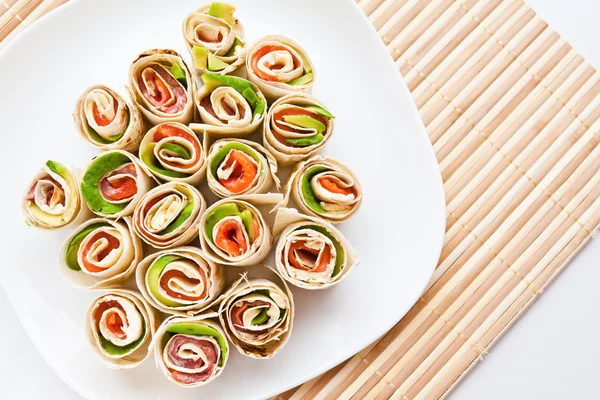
[[4, 0, 600, 399]]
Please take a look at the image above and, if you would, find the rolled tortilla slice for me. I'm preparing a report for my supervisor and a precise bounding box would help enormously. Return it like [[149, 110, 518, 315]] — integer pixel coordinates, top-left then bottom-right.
[[183, 3, 245, 76], [207, 138, 279, 198], [136, 246, 225, 316], [129, 49, 195, 125], [263, 93, 335, 165], [73, 85, 144, 151], [273, 207, 358, 290], [282, 156, 362, 223], [58, 217, 143, 289], [190, 74, 267, 137], [139, 122, 207, 185], [246, 35, 314, 99], [22, 160, 87, 229], [199, 193, 282, 267], [154, 312, 229, 388], [85, 288, 157, 369], [219, 270, 294, 359], [81, 150, 153, 219], [133, 182, 206, 249]]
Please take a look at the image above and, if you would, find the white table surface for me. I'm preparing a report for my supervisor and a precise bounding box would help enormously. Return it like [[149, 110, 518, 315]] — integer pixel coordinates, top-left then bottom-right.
[[2, 1, 599, 399]]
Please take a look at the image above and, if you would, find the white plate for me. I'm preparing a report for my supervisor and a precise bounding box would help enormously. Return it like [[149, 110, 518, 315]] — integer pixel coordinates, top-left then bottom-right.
[[0, 0, 445, 399]]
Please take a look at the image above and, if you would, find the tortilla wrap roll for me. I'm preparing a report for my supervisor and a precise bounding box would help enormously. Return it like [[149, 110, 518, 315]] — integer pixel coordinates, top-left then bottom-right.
[[206, 138, 279, 198], [282, 156, 362, 223], [273, 207, 358, 290], [22, 160, 87, 229], [133, 182, 206, 249], [263, 93, 335, 165], [246, 35, 314, 99], [218, 269, 294, 359], [199, 193, 282, 267], [85, 288, 157, 369], [190, 74, 266, 137], [80, 150, 153, 219], [154, 312, 229, 388], [183, 3, 245, 76], [139, 122, 207, 185], [129, 49, 195, 125], [73, 85, 144, 151], [58, 217, 143, 289], [136, 246, 225, 316]]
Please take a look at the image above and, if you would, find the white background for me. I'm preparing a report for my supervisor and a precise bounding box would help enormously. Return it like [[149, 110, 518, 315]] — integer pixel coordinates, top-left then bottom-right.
[[2, 0, 599, 398]]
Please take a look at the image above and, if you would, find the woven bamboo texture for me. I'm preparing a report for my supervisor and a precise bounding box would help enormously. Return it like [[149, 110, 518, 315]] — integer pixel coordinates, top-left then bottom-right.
[[3, 0, 600, 399]]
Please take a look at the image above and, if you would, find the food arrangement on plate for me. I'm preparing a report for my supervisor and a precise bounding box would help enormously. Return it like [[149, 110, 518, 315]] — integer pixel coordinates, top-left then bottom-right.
[[21, 1, 363, 388]]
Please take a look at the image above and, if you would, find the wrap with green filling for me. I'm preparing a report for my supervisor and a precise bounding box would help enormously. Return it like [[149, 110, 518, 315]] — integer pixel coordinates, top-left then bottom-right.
[[246, 35, 314, 99], [190, 73, 267, 137], [273, 207, 358, 290], [129, 49, 195, 125], [73, 85, 144, 151], [263, 93, 335, 165], [136, 246, 225, 316], [80, 150, 153, 219], [139, 122, 207, 185], [198, 193, 282, 267], [132, 182, 206, 249], [22, 160, 88, 229], [58, 217, 143, 289], [85, 289, 157, 369], [206, 138, 279, 198], [281, 156, 362, 223], [153, 312, 229, 387], [183, 3, 245, 76], [218, 268, 294, 359]]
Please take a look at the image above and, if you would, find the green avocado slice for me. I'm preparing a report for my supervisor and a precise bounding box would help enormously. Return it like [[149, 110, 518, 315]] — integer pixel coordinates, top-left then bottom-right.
[[165, 322, 228, 366], [299, 224, 345, 277], [140, 143, 190, 179], [251, 308, 269, 325], [204, 203, 254, 243], [285, 133, 324, 147], [201, 74, 266, 119], [81, 152, 132, 215], [301, 166, 329, 213], [282, 115, 325, 133], [303, 105, 335, 119], [207, 2, 236, 25], [192, 46, 208, 70], [208, 54, 230, 72], [224, 37, 244, 57], [209, 141, 262, 177], [288, 72, 314, 86], [99, 321, 146, 356], [147, 255, 184, 307], [158, 201, 196, 236], [46, 160, 69, 178], [65, 223, 110, 271], [168, 62, 187, 88]]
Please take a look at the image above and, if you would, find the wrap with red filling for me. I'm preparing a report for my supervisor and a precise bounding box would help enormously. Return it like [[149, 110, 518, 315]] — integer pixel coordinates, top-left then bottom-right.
[[198, 193, 282, 267], [154, 312, 229, 388], [246, 35, 314, 99], [80, 150, 153, 219], [73, 85, 144, 151], [129, 49, 195, 125], [206, 138, 279, 198], [263, 93, 335, 165], [85, 289, 157, 369], [273, 207, 358, 290], [132, 182, 206, 249], [139, 122, 207, 185], [136, 246, 225, 316], [58, 217, 143, 289], [218, 268, 294, 359]]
